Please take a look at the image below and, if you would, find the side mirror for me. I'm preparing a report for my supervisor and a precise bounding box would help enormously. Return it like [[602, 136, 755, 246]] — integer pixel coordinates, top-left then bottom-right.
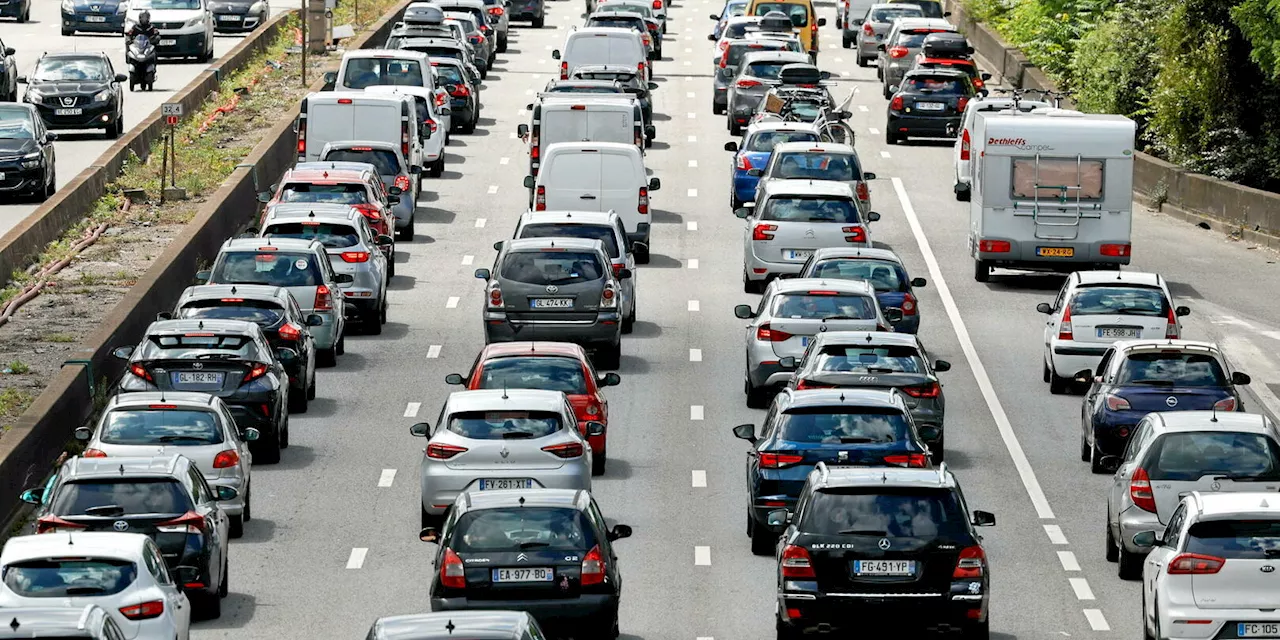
[[644, 125, 656, 139], [409, 422, 432, 437], [16, 76, 27, 84], [215, 486, 239, 501], [1176, 306, 1191, 317], [523, 175, 536, 189], [820, 71, 832, 81], [732, 423, 757, 444], [867, 212, 881, 222], [733, 208, 752, 219], [1132, 530, 1161, 548], [734, 304, 756, 319], [387, 195, 401, 205], [862, 171, 877, 180], [888, 85, 899, 94], [607, 524, 632, 541], [586, 421, 605, 437], [1098, 455, 1123, 474], [494, 241, 504, 251], [648, 82, 658, 90], [648, 177, 661, 191], [111, 345, 135, 360], [551, 49, 561, 59], [778, 356, 797, 370], [981, 72, 992, 81], [971, 510, 996, 527], [724, 141, 739, 152], [1073, 369, 1095, 384], [420, 527, 440, 543], [746, 168, 763, 177], [74, 427, 93, 441], [18, 488, 42, 505], [817, 17, 826, 26], [195, 270, 211, 284], [1036, 302, 1053, 314], [517, 123, 530, 137], [707, 34, 717, 41], [598, 372, 621, 387], [474, 268, 492, 280], [1232, 371, 1252, 385], [332, 273, 355, 284], [375, 235, 394, 246], [306, 314, 324, 326], [617, 268, 633, 279], [876, 44, 885, 52], [630, 241, 648, 257], [114, 73, 128, 83], [257, 190, 272, 203], [934, 360, 951, 372], [709, 13, 719, 19], [173, 567, 201, 584], [4, 48, 15, 56], [911, 277, 927, 287], [766, 509, 792, 527], [445, 373, 465, 385], [322, 71, 337, 84], [944, 11, 953, 16], [242, 427, 260, 441], [918, 425, 941, 441], [45, 132, 58, 142], [884, 308, 904, 324], [156, 312, 173, 321]]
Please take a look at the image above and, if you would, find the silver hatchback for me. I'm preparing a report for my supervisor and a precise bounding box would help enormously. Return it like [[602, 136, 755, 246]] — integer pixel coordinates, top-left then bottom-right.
[[727, 50, 811, 135], [409, 389, 596, 526], [850, 3, 923, 65], [877, 17, 955, 97], [753, 141, 876, 215]]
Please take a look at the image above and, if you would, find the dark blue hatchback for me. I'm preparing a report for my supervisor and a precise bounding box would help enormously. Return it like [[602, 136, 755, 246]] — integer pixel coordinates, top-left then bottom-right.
[[732, 387, 933, 555], [61, 0, 127, 34], [794, 246, 926, 333]]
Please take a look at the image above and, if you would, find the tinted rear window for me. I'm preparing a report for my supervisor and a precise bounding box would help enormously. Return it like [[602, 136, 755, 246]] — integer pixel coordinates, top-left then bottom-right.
[[870, 6, 923, 21], [778, 408, 911, 443], [895, 28, 948, 47], [752, 2, 808, 25], [1145, 432, 1280, 481], [1069, 286, 1167, 317], [100, 409, 224, 446], [813, 344, 924, 374], [1186, 520, 1280, 559], [772, 152, 862, 181], [901, 76, 967, 95], [770, 293, 878, 319], [1116, 352, 1228, 387], [799, 488, 968, 538], [477, 357, 588, 394], [745, 129, 819, 152], [451, 507, 595, 552], [519, 224, 620, 258], [761, 196, 860, 223], [728, 42, 785, 66], [263, 222, 361, 249], [500, 251, 605, 286], [899, 1, 943, 18], [588, 16, 644, 31], [138, 333, 259, 360], [433, 63, 465, 84], [446, 410, 563, 439], [809, 259, 904, 291], [324, 149, 402, 175], [724, 21, 755, 39], [745, 61, 793, 80], [3, 558, 137, 598], [279, 182, 369, 205], [177, 299, 287, 327], [342, 58, 424, 89], [213, 251, 322, 287], [52, 480, 193, 516], [549, 85, 622, 95]]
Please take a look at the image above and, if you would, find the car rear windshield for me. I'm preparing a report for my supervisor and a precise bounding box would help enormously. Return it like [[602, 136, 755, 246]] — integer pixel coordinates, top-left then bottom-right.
[[589, 16, 644, 31], [898, 0, 944, 18], [745, 61, 796, 80], [2, 558, 137, 598], [577, 71, 639, 86], [895, 28, 950, 47], [477, 357, 588, 394], [446, 410, 563, 439], [451, 507, 595, 553], [752, 3, 808, 26], [1144, 432, 1280, 481], [100, 409, 224, 446], [728, 42, 786, 66], [771, 152, 862, 181], [779, 407, 911, 444], [901, 76, 968, 95], [1186, 520, 1280, 560], [263, 222, 361, 249], [410, 45, 463, 59], [500, 251, 605, 286], [745, 129, 819, 152], [771, 293, 879, 319], [324, 149, 402, 175], [138, 333, 258, 361], [433, 63, 466, 85], [342, 58, 424, 89], [869, 6, 923, 21], [814, 345, 925, 374], [761, 196, 860, 223], [52, 479, 193, 516], [550, 85, 623, 95], [605, 3, 653, 17], [809, 259, 904, 291], [279, 182, 369, 205], [1116, 352, 1228, 387], [1069, 285, 1168, 317], [724, 21, 756, 39], [519, 224, 620, 259], [177, 299, 287, 328], [213, 251, 323, 287], [800, 488, 968, 539]]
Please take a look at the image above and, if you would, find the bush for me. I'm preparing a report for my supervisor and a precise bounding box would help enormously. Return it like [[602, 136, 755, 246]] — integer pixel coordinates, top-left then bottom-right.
[[1069, 0, 1161, 130]]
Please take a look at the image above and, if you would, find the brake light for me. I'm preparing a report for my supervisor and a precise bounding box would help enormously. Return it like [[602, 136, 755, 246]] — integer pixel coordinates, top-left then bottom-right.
[[957, 96, 970, 112], [889, 46, 908, 58], [901, 382, 940, 398], [278, 322, 302, 341], [542, 442, 585, 458], [353, 204, 383, 221], [1057, 305, 1073, 340], [953, 545, 986, 578], [535, 185, 546, 210], [35, 515, 87, 534], [736, 79, 762, 89], [394, 175, 411, 192], [83, 448, 107, 458], [638, 187, 649, 214], [960, 129, 971, 161], [1129, 467, 1156, 512], [753, 223, 778, 241], [425, 118, 438, 134], [736, 154, 752, 171], [450, 84, 471, 97], [978, 239, 1010, 253], [842, 225, 866, 243], [296, 118, 306, 155], [889, 95, 903, 111], [719, 48, 730, 68], [469, 35, 482, 44], [340, 251, 370, 263], [901, 293, 917, 316], [157, 510, 207, 534], [883, 453, 929, 467], [582, 545, 607, 585], [440, 548, 466, 588], [601, 284, 618, 309], [794, 379, 834, 390], [651, 0, 661, 8], [401, 121, 410, 158], [487, 284, 503, 309], [855, 182, 869, 201], [1100, 243, 1131, 257], [561, 61, 568, 79], [1165, 307, 1179, 339], [1214, 397, 1237, 411], [759, 452, 805, 468], [119, 601, 165, 621], [128, 363, 152, 382], [1167, 553, 1225, 575], [337, 98, 353, 104], [242, 363, 269, 383], [810, 22, 817, 33], [755, 323, 792, 342], [314, 284, 333, 311], [781, 545, 815, 578], [863, 22, 873, 35], [213, 450, 241, 469], [435, 91, 447, 107], [1104, 394, 1130, 411], [427, 443, 468, 459], [488, 5, 504, 14], [643, 34, 651, 47]]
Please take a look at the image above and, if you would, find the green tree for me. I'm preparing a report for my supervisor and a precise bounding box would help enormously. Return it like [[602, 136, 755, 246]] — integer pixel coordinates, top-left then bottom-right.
[[1232, 0, 1280, 79]]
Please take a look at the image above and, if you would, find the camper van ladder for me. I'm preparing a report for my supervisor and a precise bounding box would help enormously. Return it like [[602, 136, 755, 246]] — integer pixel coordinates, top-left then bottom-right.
[[1026, 153, 1087, 241]]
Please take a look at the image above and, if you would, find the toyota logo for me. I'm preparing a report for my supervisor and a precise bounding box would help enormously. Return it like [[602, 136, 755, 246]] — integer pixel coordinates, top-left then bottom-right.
[[1165, 396, 1178, 408], [112, 521, 129, 532], [545, 285, 558, 294], [60, 97, 76, 107], [878, 538, 891, 550], [1263, 565, 1276, 573]]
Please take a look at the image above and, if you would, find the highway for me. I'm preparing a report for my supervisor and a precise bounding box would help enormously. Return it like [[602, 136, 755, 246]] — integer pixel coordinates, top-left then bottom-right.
[[0, 1, 290, 235], [172, 0, 1280, 637]]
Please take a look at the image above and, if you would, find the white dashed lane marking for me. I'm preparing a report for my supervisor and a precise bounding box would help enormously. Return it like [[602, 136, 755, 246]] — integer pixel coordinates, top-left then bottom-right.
[[687, 188, 698, 197], [694, 546, 711, 565], [687, 259, 699, 269], [858, 105, 869, 112], [687, 112, 697, 119], [377, 469, 396, 488], [689, 349, 703, 362], [1068, 578, 1095, 600], [426, 345, 442, 359], [880, 151, 891, 158], [346, 548, 368, 569], [868, 127, 880, 135], [688, 299, 700, 311], [690, 405, 704, 420], [475, 218, 487, 228], [1056, 551, 1080, 571], [688, 160, 698, 168], [462, 255, 474, 265], [692, 470, 707, 488], [487, 185, 498, 194], [1044, 525, 1069, 545], [404, 402, 421, 418], [688, 221, 698, 231], [688, 135, 697, 142], [446, 296, 459, 309], [499, 157, 509, 165], [1083, 610, 1110, 631]]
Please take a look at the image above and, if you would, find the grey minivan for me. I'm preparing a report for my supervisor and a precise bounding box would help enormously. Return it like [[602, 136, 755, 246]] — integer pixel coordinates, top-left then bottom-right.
[[475, 237, 629, 369]]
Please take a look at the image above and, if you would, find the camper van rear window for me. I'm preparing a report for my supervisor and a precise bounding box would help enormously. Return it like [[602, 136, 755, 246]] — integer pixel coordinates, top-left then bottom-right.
[[1011, 158, 1104, 201]]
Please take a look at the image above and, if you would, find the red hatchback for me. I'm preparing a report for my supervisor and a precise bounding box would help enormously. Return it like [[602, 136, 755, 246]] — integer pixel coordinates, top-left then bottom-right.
[[446, 342, 621, 475], [911, 56, 991, 90]]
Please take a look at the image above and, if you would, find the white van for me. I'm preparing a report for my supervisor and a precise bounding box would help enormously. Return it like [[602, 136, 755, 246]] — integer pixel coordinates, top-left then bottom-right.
[[332, 49, 437, 94], [516, 95, 649, 177], [297, 92, 422, 169], [125, 0, 215, 61], [553, 27, 649, 83], [365, 84, 448, 176], [524, 142, 660, 263], [969, 109, 1137, 282]]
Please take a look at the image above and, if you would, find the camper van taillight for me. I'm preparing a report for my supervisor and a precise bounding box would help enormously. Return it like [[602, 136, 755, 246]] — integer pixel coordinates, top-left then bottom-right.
[[960, 129, 971, 161], [638, 187, 650, 214], [297, 118, 307, 155], [1100, 243, 1131, 258], [978, 239, 1010, 253]]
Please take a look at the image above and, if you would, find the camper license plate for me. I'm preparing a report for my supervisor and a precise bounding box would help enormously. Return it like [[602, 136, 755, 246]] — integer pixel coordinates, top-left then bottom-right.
[[55, 108, 82, 116], [492, 567, 554, 582], [174, 372, 223, 385], [530, 298, 573, 309], [1036, 246, 1075, 257], [916, 102, 944, 111], [159, 39, 177, 45], [852, 560, 915, 576], [85, 15, 107, 21], [479, 478, 534, 491], [218, 14, 241, 20], [1237, 623, 1280, 637], [1097, 327, 1140, 339], [785, 249, 814, 260]]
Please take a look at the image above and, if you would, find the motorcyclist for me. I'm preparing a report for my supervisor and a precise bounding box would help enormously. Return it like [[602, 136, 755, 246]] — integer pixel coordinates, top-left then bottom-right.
[[126, 11, 161, 43]]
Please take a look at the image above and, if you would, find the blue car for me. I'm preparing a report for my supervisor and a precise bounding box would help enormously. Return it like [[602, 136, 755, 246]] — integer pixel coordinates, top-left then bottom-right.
[[724, 121, 821, 209], [60, 0, 127, 34], [1080, 339, 1250, 473], [793, 246, 926, 333], [731, 387, 933, 555], [710, 0, 748, 40]]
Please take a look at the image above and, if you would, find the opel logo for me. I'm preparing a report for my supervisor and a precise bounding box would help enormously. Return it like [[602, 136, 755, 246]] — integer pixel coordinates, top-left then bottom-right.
[[516, 553, 528, 562], [545, 285, 558, 294], [1210, 481, 1221, 491], [112, 521, 129, 532], [878, 538, 891, 550], [60, 97, 76, 107], [1165, 396, 1178, 408], [1263, 565, 1276, 573], [192, 362, 203, 369], [838, 450, 848, 461]]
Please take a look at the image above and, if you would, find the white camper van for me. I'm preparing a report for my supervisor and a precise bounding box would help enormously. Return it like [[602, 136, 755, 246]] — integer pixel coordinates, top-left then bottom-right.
[[297, 91, 423, 167], [968, 109, 1137, 282]]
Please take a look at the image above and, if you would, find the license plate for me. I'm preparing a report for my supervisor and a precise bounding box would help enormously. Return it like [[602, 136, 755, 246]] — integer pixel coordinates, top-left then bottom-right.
[[915, 102, 944, 111], [852, 559, 915, 575], [479, 478, 534, 490], [55, 108, 82, 116], [1097, 327, 1140, 339], [218, 14, 241, 20], [530, 298, 573, 309], [801, 336, 810, 346], [85, 15, 106, 21], [1238, 623, 1280, 637], [174, 372, 223, 385], [159, 39, 177, 45], [785, 249, 814, 260], [492, 567, 554, 582], [0, 173, 5, 180], [1036, 246, 1075, 257]]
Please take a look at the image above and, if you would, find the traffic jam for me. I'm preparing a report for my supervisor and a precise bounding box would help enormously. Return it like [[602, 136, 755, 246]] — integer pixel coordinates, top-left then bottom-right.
[[0, 0, 1278, 637]]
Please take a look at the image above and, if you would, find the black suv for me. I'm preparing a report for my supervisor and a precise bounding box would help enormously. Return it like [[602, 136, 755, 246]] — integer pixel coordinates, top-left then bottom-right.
[[20, 52, 127, 139], [769, 462, 995, 639], [419, 489, 632, 638]]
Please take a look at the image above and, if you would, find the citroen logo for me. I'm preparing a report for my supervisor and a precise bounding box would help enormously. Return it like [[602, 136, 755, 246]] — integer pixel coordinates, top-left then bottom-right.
[[1263, 565, 1276, 573], [499, 447, 510, 459], [191, 362, 203, 369], [545, 285, 558, 294], [112, 521, 129, 532], [878, 538, 891, 550], [804, 229, 815, 238], [516, 553, 528, 562], [1165, 396, 1178, 408], [60, 97, 76, 107]]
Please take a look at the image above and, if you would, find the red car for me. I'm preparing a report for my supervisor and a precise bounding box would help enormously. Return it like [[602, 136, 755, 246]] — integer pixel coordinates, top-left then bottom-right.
[[446, 342, 621, 475]]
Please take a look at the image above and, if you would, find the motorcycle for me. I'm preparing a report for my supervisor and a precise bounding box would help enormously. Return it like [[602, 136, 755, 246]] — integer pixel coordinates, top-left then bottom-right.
[[127, 34, 157, 92]]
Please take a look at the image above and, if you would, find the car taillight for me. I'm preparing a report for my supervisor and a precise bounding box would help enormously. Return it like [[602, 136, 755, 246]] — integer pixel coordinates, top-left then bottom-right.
[[643, 34, 651, 47], [1214, 397, 1237, 411], [953, 545, 986, 578], [435, 91, 447, 107], [487, 284, 503, 309], [960, 129, 971, 161], [581, 544, 606, 585], [35, 515, 87, 534], [561, 61, 568, 79], [425, 118, 438, 134], [651, 0, 661, 8], [119, 601, 165, 621], [736, 154, 752, 171], [638, 187, 649, 214], [900, 293, 917, 316], [1129, 467, 1156, 512], [296, 119, 306, 155], [611, 263, 623, 277], [1165, 307, 1179, 339], [753, 223, 777, 241], [1100, 243, 1131, 257], [810, 22, 817, 33], [451, 85, 471, 97], [736, 79, 762, 89], [469, 35, 481, 44], [957, 97, 969, 112], [401, 122, 410, 158], [1056, 305, 1073, 340], [128, 363, 152, 382], [1167, 553, 1225, 575], [427, 443, 468, 459], [278, 322, 302, 341], [394, 175, 411, 192], [863, 22, 873, 35], [83, 448, 107, 458], [794, 379, 834, 390], [842, 225, 866, 243], [601, 284, 618, 309], [978, 239, 1010, 253], [755, 323, 792, 342], [314, 284, 333, 311], [585, 403, 601, 417], [242, 363, 269, 383], [889, 46, 908, 58], [353, 204, 383, 221], [542, 442, 585, 458], [901, 382, 940, 398], [535, 185, 546, 210], [883, 453, 929, 467], [440, 548, 466, 588], [719, 49, 730, 68], [781, 545, 815, 578], [488, 5, 504, 14], [341, 251, 370, 263], [1104, 394, 1130, 411], [213, 450, 241, 469], [889, 95, 904, 111], [157, 510, 207, 534], [759, 452, 805, 468], [855, 182, 870, 202], [719, 40, 730, 51]]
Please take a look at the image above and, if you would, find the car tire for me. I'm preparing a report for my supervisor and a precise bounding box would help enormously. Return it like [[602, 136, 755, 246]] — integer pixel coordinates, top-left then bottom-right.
[[532, 15, 544, 27], [835, 16, 842, 29], [729, 118, 742, 136], [288, 385, 308, 414], [594, 342, 622, 370], [883, 84, 893, 99], [730, 192, 743, 210], [743, 270, 764, 294], [963, 618, 989, 640], [62, 27, 73, 36], [1049, 366, 1070, 395], [973, 259, 990, 283], [317, 347, 337, 367], [107, 118, 122, 139], [885, 130, 899, 145], [336, 332, 345, 355], [1105, 516, 1119, 562], [430, 156, 444, 177], [279, 415, 289, 449], [196, 587, 222, 620], [229, 514, 244, 539], [929, 432, 944, 463], [498, 35, 508, 52], [842, 35, 851, 48], [367, 308, 383, 335], [1043, 360, 1052, 384], [713, 103, 725, 115], [1080, 433, 1090, 462], [252, 428, 281, 462], [857, 56, 869, 67], [388, 255, 396, 277], [622, 309, 635, 334], [243, 487, 252, 522], [421, 504, 443, 528], [634, 243, 650, 264], [218, 560, 228, 598], [955, 184, 971, 201], [592, 450, 606, 476], [750, 520, 774, 555], [745, 378, 770, 409], [1118, 542, 1142, 580], [776, 617, 800, 640], [1089, 434, 1110, 474], [307, 372, 316, 400]]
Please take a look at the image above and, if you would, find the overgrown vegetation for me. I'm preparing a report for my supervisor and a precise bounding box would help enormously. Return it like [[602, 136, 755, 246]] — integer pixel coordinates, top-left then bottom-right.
[[963, 0, 1280, 192]]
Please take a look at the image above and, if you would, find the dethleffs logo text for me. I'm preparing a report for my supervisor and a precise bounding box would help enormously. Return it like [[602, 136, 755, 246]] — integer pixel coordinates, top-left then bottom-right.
[[988, 137, 1054, 151]]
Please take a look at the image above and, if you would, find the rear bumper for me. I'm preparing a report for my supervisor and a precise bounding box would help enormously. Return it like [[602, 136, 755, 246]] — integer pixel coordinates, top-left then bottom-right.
[[1116, 503, 1161, 554], [744, 252, 807, 281], [212, 11, 264, 31], [156, 31, 208, 56], [972, 237, 1132, 270], [778, 591, 987, 633], [1090, 410, 1141, 456], [732, 172, 759, 203], [431, 593, 616, 624], [1156, 606, 1280, 640], [887, 113, 961, 138], [483, 312, 621, 348]]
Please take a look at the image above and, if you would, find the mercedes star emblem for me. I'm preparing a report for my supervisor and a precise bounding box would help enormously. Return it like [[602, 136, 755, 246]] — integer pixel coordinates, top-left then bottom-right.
[[1165, 396, 1178, 407], [1263, 565, 1276, 573], [878, 538, 891, 550], [1210, 481, 1221, 491], [545, 285, 559, 294], [112, 520, 129, 532], [516, 553, 528, 562]]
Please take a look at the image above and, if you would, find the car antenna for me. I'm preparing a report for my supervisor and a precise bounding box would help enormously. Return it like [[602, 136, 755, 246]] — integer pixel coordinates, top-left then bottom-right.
[[1211, 406, 1218, 422], [502, 381, 508, 400], [880, 470, 888, 484], [839, 392, 845, 402], [445, 620, 455, 634], [230, 285, 237, 295], [865, 333, 872, 343], [118, 464, 125, 476], [198, 320, 204, 330], [518, 496, 525, 507]]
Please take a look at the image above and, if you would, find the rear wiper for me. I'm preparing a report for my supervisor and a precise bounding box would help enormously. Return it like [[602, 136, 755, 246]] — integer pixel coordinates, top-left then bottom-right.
[[155, 435, 207, 443], [1212, 473, 1280, 482], [862, 367, 898, 374], [65, 586, 108, 595], [518, 541, 551, 549], [83, 505, 125, 518], [1265, 549, 1280, 558], [501, 432, 535, 439], [838, 528, 888, 536], [821, 315, 866, 321], [1110, 307, 1158, 316]]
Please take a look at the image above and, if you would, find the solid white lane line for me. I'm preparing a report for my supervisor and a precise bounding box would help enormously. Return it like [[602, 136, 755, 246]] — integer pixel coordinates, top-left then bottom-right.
[[688, 299, 700, 311], [487, 185, 498, 194], [404, 402, 421, 417], [688, 135, 697, 142], [1083, 610, 1110, 631], [1068, 578, 1095, 600], [893, 178, 1055, 519], [346, 548, 368, 569], [694, 546, 711, 565], [1044, 525, 1069, 545], [868, 127, 880, 135], [1057, 551, 1080, 571], [462, 255, 474, 265], [377, 469, 396, 487], [880, 151, 891, 158], [446, 296, 459, 309], [688, 160, 698, 168], [688, 188, 698, 197], [688, 259, 700, 269], [696, 637, 714, 640], [690, 405, 704, 420], [426, 345, 442, 359], [688, 221, 699, 231], [858, 105, 869, 112], [690, 348, 703, 362], [499, 157, 510, 165], [475, 218, 487, 228]]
